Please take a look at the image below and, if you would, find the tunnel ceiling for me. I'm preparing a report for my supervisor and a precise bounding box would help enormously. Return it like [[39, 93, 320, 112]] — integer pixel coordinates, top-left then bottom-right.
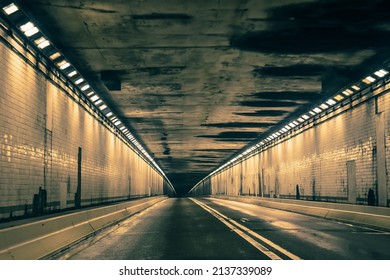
[[17, 0, 390, 195]]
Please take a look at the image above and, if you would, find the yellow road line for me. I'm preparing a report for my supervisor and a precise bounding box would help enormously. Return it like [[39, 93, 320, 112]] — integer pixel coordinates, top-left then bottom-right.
[[190, 198, 301, 260]]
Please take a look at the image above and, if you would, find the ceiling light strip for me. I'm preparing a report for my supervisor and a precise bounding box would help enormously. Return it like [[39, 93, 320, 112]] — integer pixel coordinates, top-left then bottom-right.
[[1, 2, 167, 178], [206, 67, 389, 179]]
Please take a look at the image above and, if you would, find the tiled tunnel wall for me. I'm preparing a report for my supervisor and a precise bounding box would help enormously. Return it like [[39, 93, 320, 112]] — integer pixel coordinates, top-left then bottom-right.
[[198, 83, 390, 207], [0, 28, 167, 220]]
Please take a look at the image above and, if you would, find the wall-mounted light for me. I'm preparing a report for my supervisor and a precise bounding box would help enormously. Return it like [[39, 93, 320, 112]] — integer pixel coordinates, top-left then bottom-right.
[[326, 99, 336, 106], [288, 122, 296, 128], [81, 84, 90, 91], [313, 107, 322, 114], [68, 70, 77, 77], [90, 95, 99, 102], [19, 21, 39, 37], [374, 69, 388, 78], [362, 76, 376, 84], [49, 52, 61, 60], [2, 3, 18, 15], [94, 100, 103, 106], [75, 78, 84, 85], [99, 104, 107, 110], [1, 1, 170, 181], [334, 94, 344, 101], [34, 37, 50, 49]]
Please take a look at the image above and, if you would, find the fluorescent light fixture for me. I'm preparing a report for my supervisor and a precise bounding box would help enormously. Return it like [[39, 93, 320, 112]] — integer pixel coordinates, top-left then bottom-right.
[[94, 100, 103, 106], [3, 3, 19, 15], [106, 112, 113, 117], [374, 69, 388, 77], [57, 60, 69, 69], [302, 114, 309, 120], [297, 117, 304, 123], [326, 99, 336, 106], [24, 26, 39, 37], [111, 117, 118, 122], [351, 85, 360, 91], [34, 37, 50, 49], [120, 126, 126, 131], [99, 104, 107, 110], [20, 22, 34, 32], [75, 78, 84, 85], [68, 70, 77, 77], [114, 120, 121, 126], [309, 111, 316, 116], [281, 128, 288, 133], [275, 132, 281, 136], [362, 76, 376, 84], [342, 89, 353, 96], [20, 22, 39, 37], [90, 95, 99, 102], [87, 91, 95, 97], [289, 122, 296, 128], [319, 103, 329, 110], [38, 40, 50, 49], [374, 71, 385, 78], [334, 94, 344, 101], [34, 37, 45, 44], [293, 121, 299, 126], [49, 52, 61, 60], [313, 107, 322, 114], [284, 125, 291, 130], [81, 84, 90, 91]]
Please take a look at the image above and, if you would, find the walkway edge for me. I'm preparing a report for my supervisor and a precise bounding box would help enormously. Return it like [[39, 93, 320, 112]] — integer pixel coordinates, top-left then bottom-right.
[[0, 196, 167, 260], [209, 196, 390, 231]]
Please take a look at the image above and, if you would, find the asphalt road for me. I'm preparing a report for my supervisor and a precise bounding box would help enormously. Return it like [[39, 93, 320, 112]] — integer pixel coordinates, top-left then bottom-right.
[[65, 197, 390, 260]]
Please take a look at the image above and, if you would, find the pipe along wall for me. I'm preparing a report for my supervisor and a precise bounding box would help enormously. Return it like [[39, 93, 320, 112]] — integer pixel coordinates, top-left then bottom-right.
[[0, 20, 173, 221]]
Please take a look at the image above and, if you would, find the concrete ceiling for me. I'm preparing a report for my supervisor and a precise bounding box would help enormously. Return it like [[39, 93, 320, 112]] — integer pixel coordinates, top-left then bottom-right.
[[17, 0, 390, 195]]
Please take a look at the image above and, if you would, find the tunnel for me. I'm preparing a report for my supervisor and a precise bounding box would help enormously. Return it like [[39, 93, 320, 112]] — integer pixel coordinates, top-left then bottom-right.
[[0, 1, 390, 274]]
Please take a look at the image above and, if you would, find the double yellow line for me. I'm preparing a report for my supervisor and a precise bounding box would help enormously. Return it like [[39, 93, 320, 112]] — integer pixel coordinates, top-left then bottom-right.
[[189, 198, 301, 260]]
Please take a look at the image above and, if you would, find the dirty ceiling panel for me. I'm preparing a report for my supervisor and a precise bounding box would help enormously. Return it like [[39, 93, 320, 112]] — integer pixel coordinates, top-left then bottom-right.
[[18, 0, 390, 195]]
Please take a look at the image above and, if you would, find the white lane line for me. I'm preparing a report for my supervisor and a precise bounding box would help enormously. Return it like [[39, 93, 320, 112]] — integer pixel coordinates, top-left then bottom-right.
[[190, 198, 301, 260], [189, 198, 282, 260]]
